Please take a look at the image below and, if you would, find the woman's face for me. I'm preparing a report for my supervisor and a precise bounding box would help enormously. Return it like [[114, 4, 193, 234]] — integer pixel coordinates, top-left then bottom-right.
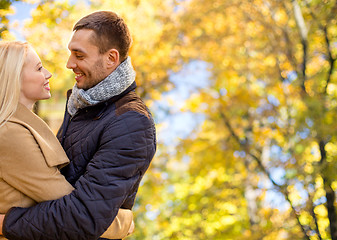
[[19, 47, 52, 108]]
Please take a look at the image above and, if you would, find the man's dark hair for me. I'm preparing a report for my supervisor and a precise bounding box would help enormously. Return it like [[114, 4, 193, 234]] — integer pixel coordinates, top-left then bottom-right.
[[74, 11, 132, 61]]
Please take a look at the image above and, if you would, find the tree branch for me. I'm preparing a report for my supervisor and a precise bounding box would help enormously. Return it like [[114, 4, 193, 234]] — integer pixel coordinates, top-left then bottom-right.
[[323, 24, 336, 94], [292, 0, 308, 93], [303, 0, 337, 94], [218, 105, 311, 239], [309, 195, 323, 240]]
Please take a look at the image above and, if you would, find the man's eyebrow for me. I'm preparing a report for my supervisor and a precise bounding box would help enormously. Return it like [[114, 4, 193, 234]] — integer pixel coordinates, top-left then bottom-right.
[[70, 48, 86, 54]]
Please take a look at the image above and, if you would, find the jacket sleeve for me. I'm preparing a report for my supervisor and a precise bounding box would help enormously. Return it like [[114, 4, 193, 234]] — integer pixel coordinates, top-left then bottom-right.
[[3, 111, 155, 240], [0, 124, 74, 203]]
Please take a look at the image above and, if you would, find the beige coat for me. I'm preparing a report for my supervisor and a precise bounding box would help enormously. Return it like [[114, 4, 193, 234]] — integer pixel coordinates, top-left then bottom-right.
[[0, 104, 132, 239]]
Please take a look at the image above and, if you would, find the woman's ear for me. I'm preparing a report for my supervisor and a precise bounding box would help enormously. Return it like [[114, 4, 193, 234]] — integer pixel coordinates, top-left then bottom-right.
[[106, 49, 119, 70]]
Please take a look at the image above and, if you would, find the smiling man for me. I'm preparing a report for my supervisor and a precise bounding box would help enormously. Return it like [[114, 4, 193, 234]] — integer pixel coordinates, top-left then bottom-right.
[[1, 11, 156, 240], [66, 28, 110, 90]]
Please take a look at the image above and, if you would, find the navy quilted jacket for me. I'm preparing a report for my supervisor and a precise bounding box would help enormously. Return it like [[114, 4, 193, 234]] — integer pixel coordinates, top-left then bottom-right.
[[3, 82, 156, 240]]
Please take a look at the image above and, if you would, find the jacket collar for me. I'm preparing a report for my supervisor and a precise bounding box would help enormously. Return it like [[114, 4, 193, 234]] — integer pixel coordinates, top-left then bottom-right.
[[57, 81, 137, 145], [67, 81, 137, 121]]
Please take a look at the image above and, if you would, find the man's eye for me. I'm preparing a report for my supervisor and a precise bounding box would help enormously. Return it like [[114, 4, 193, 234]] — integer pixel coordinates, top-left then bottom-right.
[[76, 55, 84, 59]]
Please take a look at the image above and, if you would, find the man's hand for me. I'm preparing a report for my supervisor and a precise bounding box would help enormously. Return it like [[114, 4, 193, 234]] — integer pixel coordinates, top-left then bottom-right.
[[0, 214, 5, 235]]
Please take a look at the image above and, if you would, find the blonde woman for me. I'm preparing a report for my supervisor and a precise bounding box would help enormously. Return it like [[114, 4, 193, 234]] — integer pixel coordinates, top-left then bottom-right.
[[0, 41, 133, 239]]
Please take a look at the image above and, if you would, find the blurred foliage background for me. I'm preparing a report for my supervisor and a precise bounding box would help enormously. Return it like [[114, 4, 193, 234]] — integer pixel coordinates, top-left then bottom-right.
[[1, 0, 337, 239]]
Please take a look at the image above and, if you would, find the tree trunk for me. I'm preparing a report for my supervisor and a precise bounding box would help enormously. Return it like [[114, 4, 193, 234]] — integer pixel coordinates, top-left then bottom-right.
[[319, 140, 337, 240]]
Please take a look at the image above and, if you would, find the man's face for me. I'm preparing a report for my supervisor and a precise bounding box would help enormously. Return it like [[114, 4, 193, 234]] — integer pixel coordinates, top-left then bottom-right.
[[66, 29, 109, 90]]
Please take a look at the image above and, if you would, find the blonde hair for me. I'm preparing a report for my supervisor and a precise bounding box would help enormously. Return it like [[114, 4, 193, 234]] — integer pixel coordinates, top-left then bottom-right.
[[0, 41, 29, 128]]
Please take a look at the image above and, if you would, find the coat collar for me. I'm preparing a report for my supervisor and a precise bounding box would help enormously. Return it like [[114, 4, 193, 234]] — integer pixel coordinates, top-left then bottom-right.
[[9, 103, 69, 168]]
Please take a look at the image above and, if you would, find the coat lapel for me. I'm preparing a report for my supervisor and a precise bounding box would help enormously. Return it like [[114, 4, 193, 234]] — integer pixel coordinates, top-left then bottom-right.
[[9, 104, 69, 168]]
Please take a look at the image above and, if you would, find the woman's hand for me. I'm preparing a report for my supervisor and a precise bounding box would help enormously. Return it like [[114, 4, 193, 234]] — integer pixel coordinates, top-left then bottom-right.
[[0, 214, 5, 235], [127, 220, 135, 236]]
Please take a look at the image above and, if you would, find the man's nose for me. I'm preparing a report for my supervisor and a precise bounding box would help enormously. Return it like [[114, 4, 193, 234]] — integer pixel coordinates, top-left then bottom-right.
[[66, 57, 76, 69]]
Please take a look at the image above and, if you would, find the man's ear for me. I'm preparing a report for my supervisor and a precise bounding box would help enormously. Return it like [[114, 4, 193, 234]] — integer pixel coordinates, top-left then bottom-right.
[[106, 49, 119, 70]]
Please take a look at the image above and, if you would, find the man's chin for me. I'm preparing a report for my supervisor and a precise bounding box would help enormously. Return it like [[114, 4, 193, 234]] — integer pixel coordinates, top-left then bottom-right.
[[76, 82, 88, 90]]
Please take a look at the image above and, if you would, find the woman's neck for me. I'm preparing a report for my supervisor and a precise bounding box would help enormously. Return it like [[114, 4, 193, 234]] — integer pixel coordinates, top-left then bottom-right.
[[19, 100, 35, 111]]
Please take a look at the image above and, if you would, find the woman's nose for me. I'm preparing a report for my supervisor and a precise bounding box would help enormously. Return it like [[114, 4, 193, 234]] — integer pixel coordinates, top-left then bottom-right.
[[44, 68, 52, 79]]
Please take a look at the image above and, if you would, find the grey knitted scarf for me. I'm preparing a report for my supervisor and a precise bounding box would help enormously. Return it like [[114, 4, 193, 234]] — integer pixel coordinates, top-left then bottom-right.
[[67, 57, 135, 116]]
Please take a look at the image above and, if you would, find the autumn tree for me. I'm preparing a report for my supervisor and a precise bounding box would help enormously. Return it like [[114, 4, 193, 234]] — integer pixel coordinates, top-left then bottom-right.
[[7, 0, 337, 239], [155, 0, 337, 239], [0, 0, 20, 38]]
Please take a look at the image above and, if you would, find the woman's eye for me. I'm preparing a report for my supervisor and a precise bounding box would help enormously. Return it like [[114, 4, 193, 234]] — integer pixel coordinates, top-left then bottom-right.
[[38, 67, 43, 71]]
